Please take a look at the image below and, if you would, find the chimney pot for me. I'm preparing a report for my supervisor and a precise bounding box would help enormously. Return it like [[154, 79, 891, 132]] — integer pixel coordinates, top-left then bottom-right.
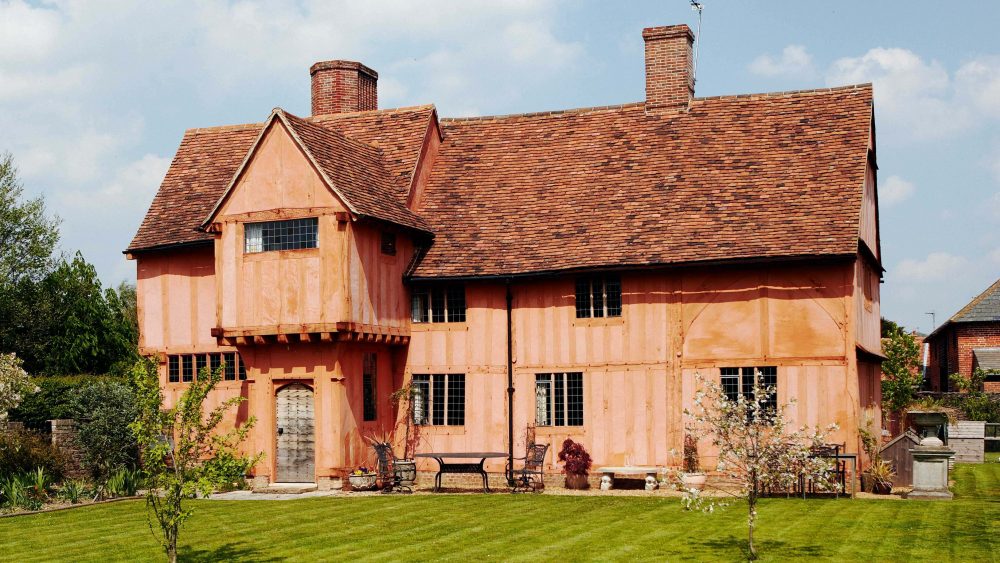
[[642, 25, 694, 112], [310, 60, 378, 115]]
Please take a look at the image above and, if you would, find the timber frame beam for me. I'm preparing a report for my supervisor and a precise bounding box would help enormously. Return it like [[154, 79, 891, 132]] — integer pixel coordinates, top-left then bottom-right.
[[212, 322, 410, 347]]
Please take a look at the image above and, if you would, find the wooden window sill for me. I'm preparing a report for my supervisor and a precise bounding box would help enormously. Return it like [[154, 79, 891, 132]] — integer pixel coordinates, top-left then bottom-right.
[[573, 316, 624, 328], [410, 322, 468, 332]]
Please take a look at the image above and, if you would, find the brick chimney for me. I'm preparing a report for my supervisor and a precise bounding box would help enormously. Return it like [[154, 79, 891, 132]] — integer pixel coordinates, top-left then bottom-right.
[[642, 25, 694, 112], [310, 60, 378, 115]]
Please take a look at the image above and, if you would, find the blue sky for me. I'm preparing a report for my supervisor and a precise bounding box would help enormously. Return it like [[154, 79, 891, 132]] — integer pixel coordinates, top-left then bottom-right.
[[1, 0, 998, 334]]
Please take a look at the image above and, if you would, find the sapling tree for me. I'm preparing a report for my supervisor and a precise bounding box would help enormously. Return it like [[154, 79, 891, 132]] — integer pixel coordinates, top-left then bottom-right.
[[130, 358, 259, 563], [678, 372, 840, 560], [0, 352, 36, 423]]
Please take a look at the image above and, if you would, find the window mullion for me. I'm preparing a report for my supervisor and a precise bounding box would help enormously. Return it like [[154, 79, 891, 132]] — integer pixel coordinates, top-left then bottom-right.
[[443, 374, 449, 425]]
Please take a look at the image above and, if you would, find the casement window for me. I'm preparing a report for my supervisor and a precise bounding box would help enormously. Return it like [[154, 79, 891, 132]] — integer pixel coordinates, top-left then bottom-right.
[[244, 217, 318, 254], [720, 366, 777, 414], [411, 374, 465, 426], [168, 356, 181, 383], [166, 352, 246, 384], [196, 354, 208, 379], [181, 355, 194, 383], [575, 275, 622, 318], [411, 285, 466, 323], [363, 353, 377, 422], [380, 232, 397, 256], [535, 372, 584, 426]]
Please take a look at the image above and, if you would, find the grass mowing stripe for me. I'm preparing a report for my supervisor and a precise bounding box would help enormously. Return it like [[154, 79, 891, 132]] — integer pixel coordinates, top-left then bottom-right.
[[4, 463, 1000, 561]]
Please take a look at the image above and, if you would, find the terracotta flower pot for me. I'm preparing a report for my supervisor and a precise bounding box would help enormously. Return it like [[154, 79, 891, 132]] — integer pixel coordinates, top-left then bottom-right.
[[565, 473, 589, 490], [681, 472, 707, 490]]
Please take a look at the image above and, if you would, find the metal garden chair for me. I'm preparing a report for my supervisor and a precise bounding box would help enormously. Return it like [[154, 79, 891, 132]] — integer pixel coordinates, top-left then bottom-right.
[[508, 443, 549, 493]]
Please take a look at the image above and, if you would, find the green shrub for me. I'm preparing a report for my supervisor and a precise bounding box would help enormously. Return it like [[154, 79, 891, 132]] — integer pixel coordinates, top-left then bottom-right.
[[941, 394, 1000, 423], [7, 375, 121, 429], [944, 369, 1000, 423], [0, 429, 65, 480], [69, 379, 140, 482], [201, 450, 254, 492]]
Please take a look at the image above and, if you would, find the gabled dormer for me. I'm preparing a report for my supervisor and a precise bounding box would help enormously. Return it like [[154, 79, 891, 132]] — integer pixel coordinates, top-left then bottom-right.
[[202, 108, 433, 346]]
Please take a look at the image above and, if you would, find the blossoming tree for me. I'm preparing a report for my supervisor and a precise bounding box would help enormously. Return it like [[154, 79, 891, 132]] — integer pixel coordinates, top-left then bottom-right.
[[0, 352, 36, 423], [679, 372, 840, 560]]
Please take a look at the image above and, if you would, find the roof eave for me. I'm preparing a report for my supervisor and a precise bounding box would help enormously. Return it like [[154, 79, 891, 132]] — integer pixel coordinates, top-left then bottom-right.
[[406, 252, 857, 283], [124, 239, 214, 257]]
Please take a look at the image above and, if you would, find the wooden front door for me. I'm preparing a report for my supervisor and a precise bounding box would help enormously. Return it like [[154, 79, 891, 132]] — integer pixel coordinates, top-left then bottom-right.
[[275, 383, 315, 483]]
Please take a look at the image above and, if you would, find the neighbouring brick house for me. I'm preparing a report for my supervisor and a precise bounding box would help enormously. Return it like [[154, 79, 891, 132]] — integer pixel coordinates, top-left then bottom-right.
[[127, 23, 884, 488], [924, 278, 1000, 392]]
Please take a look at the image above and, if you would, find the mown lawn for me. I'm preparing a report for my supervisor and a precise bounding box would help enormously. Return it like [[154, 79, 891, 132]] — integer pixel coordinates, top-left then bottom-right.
[[2, 462, 998, 562]]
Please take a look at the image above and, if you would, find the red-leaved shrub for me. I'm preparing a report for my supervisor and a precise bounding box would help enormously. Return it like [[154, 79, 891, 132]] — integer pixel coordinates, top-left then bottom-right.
[[557, 439, 592, 476]]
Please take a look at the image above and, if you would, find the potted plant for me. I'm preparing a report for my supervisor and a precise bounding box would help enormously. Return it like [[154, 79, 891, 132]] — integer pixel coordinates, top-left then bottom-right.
[[864, 458, 894, 494], [348, 466, 377, 491], [558, 439, 592, 489], [680, 434, 707, 490]]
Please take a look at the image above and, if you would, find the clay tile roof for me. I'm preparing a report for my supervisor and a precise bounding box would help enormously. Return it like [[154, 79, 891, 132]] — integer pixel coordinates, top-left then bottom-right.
[[278, 110, 430, 232], [410, 84, 874, 278], [127, 105, 435, 252], [128, 123, 260, 252]]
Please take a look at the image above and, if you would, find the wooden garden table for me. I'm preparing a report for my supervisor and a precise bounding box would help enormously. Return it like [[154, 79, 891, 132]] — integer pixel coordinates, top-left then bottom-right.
[[414, 452, 508, 492]]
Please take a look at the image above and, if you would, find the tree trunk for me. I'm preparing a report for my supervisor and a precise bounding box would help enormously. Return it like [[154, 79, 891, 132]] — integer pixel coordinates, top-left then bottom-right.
[[747, 496, 758, 561], [166, 523, 178, 563]]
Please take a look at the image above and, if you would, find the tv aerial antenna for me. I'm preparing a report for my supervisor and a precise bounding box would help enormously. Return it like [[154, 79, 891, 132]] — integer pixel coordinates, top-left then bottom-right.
[[690, 1, 704, 86]]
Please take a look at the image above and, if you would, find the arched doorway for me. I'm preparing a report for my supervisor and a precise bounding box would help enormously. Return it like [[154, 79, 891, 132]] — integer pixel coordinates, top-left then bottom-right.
[[275, 383, 315, 483]]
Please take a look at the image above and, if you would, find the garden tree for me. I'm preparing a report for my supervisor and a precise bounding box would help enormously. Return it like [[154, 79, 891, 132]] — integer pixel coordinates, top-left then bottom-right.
[[70, 380, 141, 485], [0, 353, 37, 423], [880, 317, 902, 338], [130, 358, 259, 563], [0, 152, 60, 287], [680, 373, 839, 560], [881, 325, 922, 414], [0, 152, 139, 375], [5, 253, 139, 375], [0, 152, 59, 370]]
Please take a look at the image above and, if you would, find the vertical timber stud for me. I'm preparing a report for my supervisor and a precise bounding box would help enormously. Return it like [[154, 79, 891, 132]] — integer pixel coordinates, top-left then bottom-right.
[[506, 279, 515, 486]]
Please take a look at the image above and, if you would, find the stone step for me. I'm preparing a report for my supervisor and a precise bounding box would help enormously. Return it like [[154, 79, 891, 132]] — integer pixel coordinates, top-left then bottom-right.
[[253, 482, 318, 494]]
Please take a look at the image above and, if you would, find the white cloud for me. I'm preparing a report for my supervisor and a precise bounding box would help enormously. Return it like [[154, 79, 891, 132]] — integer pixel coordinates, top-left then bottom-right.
[[0, 0, 584, 286], [502, 20, 583, 67], [58, 154, 171, 216], [0, 1, 61, 66], [880, 175, 916, 207], [895, 252, 969, 282], [827, 48, 971, 140], [749, 45, 814, 77], [955, 56, 1000, 119]]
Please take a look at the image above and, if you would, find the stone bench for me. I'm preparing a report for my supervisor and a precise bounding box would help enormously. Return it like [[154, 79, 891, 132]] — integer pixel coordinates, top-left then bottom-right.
[[595, 466, 660, 491]]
